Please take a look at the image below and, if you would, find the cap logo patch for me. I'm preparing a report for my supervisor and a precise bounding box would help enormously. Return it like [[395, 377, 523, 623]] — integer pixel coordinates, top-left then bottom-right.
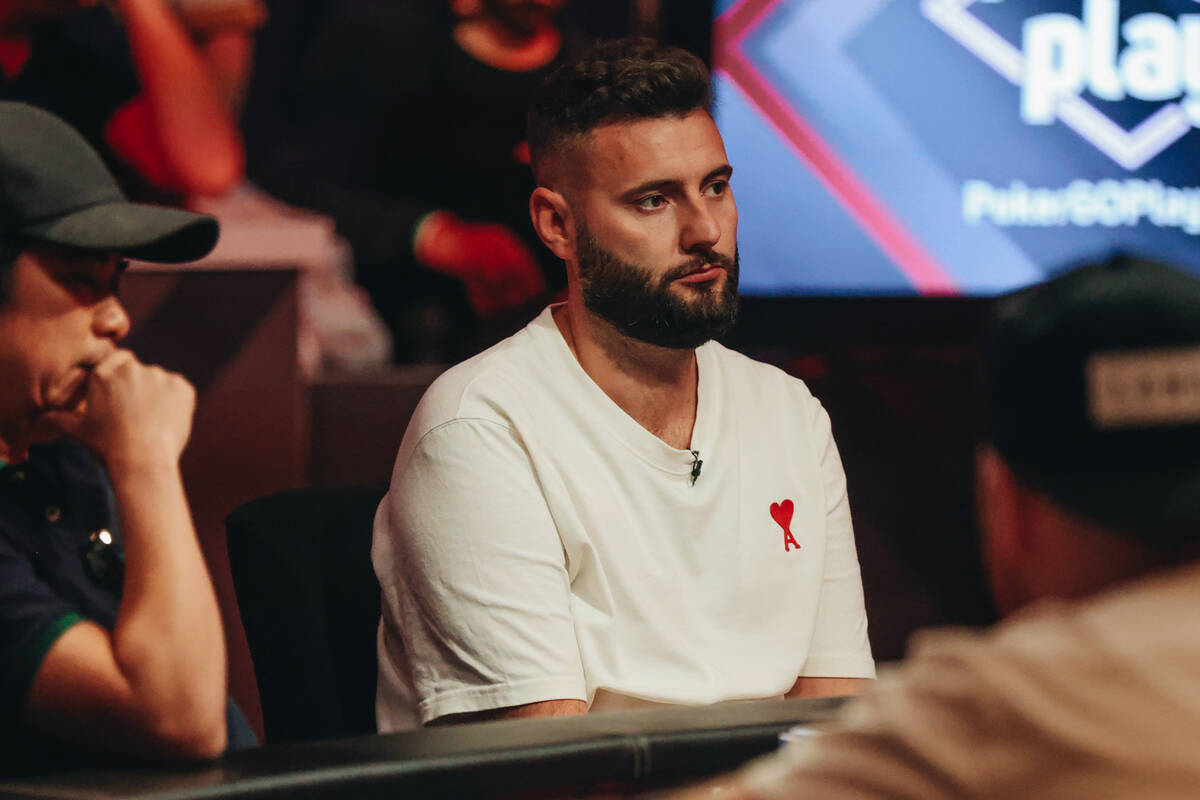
[[1087, 345, 1200, 428]]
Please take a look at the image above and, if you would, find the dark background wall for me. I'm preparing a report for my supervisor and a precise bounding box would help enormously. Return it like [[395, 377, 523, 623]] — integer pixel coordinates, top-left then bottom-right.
[[728, 297, 1000, 657]]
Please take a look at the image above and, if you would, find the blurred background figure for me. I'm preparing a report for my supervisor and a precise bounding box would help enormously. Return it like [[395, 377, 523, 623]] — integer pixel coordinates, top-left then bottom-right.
[[246, 0, 573, 362], [0, 0, 392, 373], [0, 0, 258, 202]]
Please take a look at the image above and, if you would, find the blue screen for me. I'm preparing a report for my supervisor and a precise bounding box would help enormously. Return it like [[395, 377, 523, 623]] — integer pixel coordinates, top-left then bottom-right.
[[714, 0, 1200, 295]]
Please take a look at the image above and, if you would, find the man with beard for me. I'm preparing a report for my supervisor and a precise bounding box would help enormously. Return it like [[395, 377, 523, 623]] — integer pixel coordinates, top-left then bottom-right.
[[372, 39, 875, 730]]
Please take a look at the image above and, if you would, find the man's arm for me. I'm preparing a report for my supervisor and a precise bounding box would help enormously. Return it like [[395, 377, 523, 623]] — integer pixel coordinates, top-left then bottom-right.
[[795, 399, 876, 682], [786, 676, 870, 699], [174, 0, 265, 111], [25, 351, 226, 759], [104, 0, 244, 196], [375, 418, 587, 729]]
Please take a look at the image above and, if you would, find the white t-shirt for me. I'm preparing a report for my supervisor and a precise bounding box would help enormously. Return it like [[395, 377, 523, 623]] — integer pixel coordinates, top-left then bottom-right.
[[373, 306, 875, 730]]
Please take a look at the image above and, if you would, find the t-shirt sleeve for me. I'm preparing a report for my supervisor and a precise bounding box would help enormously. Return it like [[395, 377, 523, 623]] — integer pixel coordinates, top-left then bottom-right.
[[373, 418, 587, 724], [800, 400, 875, 679], [0, 538, 85, 721]]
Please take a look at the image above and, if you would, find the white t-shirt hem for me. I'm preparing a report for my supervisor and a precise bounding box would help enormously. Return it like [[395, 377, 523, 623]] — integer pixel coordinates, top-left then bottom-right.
[[418, 677, 588, 724]]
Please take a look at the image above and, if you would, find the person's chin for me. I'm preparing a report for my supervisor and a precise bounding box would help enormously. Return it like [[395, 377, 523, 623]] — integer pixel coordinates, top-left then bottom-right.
[[27, 408, 79, 444]]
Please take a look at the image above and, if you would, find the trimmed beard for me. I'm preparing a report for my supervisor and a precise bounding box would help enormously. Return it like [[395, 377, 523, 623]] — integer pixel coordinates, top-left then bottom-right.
[[575, 222, 739, 350]]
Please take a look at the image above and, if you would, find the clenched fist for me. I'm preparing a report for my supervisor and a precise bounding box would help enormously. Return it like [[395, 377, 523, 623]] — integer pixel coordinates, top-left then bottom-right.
[[39, 350, 196, 469]]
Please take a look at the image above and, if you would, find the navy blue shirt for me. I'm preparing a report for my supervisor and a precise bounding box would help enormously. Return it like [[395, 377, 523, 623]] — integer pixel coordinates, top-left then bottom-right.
[[0, 439, 254, 772]]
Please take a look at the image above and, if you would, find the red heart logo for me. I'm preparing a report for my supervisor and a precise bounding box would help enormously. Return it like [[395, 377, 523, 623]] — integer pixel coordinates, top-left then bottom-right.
[[770, 499, 794, 530], [771, 499, 801, 552]]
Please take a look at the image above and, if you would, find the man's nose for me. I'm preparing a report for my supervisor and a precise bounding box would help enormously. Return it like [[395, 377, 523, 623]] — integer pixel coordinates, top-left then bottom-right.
[[93, 295, 131, 341], [679, 200, 722, 254]]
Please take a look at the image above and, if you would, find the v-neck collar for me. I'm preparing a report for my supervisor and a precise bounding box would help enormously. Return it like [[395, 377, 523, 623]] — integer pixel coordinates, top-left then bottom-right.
[[532, 306, 721, 477]]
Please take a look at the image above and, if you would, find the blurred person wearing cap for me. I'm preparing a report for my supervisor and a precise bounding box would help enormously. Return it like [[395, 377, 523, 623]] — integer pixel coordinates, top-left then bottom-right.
[[0, 0, 264, 202], [673, 255, 1200, 800], [372, 39, 874, 731], [0, 101, 254, 771], [246, 0, 572, 361]]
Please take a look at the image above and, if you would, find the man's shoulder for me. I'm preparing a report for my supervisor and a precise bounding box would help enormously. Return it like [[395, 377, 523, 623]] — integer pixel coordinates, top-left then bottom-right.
[[0, 440, 109, 520], [863, 566, 1200, 783], [28, 439, 109, 486], [1072, 560, 1200, 656], [408, 311, 562, 436], [704, 340, 818, 403], [907, 562, 1200, 685]]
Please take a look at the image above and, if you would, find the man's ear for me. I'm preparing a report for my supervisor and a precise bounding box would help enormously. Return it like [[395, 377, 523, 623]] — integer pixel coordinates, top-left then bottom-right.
[[529, 187, 574, 263], [976, 444, 1032, 616]]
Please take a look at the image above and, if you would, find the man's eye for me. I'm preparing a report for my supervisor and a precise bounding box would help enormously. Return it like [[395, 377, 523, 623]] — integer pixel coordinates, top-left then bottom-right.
[[707, 181, 729, 197], [636, 195, 666, 210], [70, 275, 108, 296]]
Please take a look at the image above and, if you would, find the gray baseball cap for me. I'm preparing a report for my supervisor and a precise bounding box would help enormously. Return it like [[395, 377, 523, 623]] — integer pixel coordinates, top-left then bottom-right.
[[0, 101, 218, 264]]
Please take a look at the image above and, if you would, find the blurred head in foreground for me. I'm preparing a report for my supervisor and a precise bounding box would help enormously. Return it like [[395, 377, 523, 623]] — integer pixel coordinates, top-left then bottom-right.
[[977, 254, 1200, 613]]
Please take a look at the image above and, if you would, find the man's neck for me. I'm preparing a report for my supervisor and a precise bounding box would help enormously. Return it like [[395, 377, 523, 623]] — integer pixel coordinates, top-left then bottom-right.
[[452, 17, 561, 72], [554, 303, 699, 451]]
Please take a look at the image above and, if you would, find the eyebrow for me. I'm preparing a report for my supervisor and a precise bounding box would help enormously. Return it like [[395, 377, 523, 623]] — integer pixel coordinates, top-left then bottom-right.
[[622, 164, 734, 199]]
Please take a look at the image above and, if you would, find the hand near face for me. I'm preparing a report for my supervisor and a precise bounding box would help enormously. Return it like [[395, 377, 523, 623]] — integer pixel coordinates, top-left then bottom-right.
[[38, 350, 195, 469], [415, 211, 547, 319]]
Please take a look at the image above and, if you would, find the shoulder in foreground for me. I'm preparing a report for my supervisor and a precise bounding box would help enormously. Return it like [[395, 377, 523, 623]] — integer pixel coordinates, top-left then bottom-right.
[[908, 561, 1200, 683]]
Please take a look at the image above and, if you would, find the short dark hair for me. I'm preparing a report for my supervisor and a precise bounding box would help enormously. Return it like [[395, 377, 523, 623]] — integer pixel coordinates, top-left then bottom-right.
[[527, 38, 712, 183]]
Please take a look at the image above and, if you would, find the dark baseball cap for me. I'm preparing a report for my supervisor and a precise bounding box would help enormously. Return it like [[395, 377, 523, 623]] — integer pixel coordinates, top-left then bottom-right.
[[0, 101, 218, 264], [982, 254, 1200, 544]]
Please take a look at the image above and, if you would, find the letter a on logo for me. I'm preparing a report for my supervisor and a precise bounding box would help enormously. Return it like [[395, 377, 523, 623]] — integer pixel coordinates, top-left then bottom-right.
[[770, 499, 802, 553]]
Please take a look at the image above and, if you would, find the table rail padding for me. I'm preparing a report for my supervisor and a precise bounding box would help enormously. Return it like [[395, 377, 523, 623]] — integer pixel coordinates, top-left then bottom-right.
[[0, 697, 847, 799]]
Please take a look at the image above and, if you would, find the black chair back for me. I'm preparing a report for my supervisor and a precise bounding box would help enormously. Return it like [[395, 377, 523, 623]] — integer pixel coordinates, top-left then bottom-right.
[[227, 484, 386, 744]]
